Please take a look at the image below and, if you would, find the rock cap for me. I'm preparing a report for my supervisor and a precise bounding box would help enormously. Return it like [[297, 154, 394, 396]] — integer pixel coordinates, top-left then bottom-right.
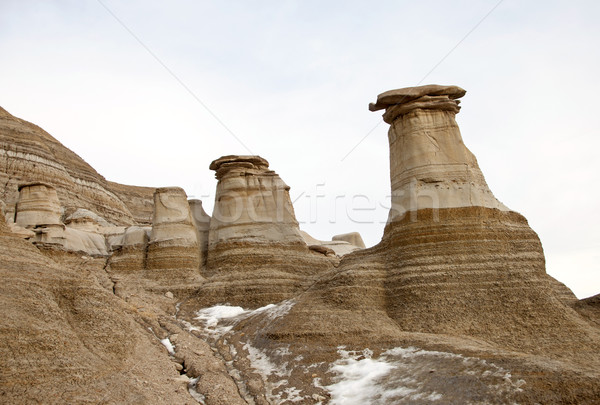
[[209, 155, 269, 171], [18, 182, 55, 191], [369, 84, 466, 111]]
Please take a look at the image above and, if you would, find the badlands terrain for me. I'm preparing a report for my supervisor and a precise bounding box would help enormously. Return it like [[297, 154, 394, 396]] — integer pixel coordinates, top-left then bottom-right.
[[0, 85, 599, 404]]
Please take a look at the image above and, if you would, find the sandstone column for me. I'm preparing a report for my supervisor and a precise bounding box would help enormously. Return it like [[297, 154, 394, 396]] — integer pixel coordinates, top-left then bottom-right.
[[15, 182, 63, 228], [15, 182, 67, 247], [369, 85, 508, 221], [186, 155, 334, 308], [208, 155, 304, 247], [145, 187, 200, 279]]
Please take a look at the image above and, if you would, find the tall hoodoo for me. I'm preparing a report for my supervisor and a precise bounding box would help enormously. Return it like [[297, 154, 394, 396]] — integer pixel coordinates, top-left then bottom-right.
[[370, 85, 507, 221], [258, 85, 595, 360]]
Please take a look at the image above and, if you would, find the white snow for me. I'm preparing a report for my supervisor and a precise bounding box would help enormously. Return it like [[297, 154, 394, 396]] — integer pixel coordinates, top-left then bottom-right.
[[160, 338, 175, 355], [187, 377, 207, 404], [192, 301, 295, 339], [325, 346, 526, 404], [243, 342, 280, 377], [326, 348, 396, 405], [195, 305, 247, 328]]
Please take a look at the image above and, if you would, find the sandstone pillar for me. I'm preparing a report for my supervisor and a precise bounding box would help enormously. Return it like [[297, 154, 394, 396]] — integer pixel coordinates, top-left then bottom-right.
[[187, 155, 334, 308], [15, 183, 63, 228], [188, 199, 210, 267], [145, 187, 200, 278], [208, 155, 304, 247], [369, 85, 508, 221]]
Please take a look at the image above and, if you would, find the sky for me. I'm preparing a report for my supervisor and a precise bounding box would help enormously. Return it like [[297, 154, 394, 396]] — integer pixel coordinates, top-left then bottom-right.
[[0, 0, 598, 299]]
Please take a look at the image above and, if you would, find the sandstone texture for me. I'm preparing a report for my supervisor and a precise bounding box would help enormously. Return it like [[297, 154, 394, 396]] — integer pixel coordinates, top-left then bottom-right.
[[1, 91, 599, 404], [0, 204, 202, 404]]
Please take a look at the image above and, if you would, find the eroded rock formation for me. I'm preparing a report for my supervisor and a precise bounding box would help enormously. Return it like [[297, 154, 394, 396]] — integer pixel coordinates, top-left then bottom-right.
[[146, 187, 201, 281], [230, 85, 600, 402], [371, 85, 508, 221], [186, 155, 335, 307], [1, 92, 599, 404], [300, 230, 365, 256], [262, 86, 597, 348]]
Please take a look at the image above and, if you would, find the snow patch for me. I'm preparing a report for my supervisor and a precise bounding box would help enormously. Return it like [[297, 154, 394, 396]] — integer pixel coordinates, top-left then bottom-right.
[[192, 300, 295, 339], [326, 348, 397, 405], [187, 376, 206, 404], [160, 338, 175, 355], [325, 346, 525, 404]]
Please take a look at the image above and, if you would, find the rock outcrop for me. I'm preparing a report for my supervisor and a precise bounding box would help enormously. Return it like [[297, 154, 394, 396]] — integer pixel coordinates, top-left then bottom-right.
[[188, 199, 210, 267], [14, 182, 110, 256], [108, 188, 204, 297], [300, 230, 365, 256], [0, 106, 154, 226], [332, 231, 366, 249], [185, 156, 334, 307], [0, 203, 199, 404], [14, 182, 63, 228]]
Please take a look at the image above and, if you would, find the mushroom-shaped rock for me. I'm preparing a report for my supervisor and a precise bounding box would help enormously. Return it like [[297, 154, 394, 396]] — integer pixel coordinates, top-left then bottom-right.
[[257, 85, 594, 361], [369, 85, 507, 222], [184, 155, 334, 308]]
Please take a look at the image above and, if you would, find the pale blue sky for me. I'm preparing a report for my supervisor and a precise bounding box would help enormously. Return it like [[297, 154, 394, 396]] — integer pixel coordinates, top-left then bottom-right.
[[1, 0, 599, 298]]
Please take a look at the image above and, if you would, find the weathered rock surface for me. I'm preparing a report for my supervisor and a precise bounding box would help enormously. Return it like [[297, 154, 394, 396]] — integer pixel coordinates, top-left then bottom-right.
[[300, 229, 365, 256], [0, 205, 201, 404], [14, 182, 63, 227], [14, 182, 111, 256], [186, 156, 334, 308], [332, 231, 366, 249], [107, 188, 204, 298], [188, 198, 211, 267], [374, 85, 509, 222]]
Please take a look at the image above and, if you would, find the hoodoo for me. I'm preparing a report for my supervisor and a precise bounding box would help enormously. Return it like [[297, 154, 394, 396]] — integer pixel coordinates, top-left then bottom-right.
[[145, 187, 201, 281], [371, 84, 508, 221], [183, 155, 334, 308], [260, 85, 598, 357]]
